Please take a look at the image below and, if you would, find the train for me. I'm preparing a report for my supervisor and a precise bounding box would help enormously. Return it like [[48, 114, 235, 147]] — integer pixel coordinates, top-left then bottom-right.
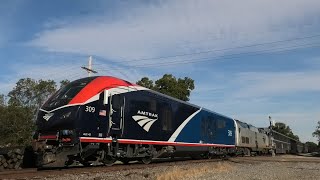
[[33, 76, 295, 168], [269, 130, 307, 154]]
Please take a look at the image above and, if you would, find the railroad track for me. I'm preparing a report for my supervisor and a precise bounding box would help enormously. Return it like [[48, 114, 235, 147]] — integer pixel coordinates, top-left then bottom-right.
[[0, 157, 225, 179], [1, 155, 319, 179]]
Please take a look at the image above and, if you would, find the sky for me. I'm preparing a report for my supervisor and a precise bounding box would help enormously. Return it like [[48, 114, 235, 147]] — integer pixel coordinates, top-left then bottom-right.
[[0, 0, 320, 143]]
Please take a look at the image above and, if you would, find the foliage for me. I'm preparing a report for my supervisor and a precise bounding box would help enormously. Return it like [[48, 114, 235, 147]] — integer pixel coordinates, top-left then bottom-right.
[[312, 121, 320, 143], [0, 105, 34, 146], [60, 79, 71, 88], [305, 141, 318, 152], [136, 77, 154, 89], [137, 74, 195, 101], [272, 122, 299, 141], [34, 79, 57, 110], [8, 78, 56, 111], [0, 94, 6, 107], [0, 78, 70, 146]]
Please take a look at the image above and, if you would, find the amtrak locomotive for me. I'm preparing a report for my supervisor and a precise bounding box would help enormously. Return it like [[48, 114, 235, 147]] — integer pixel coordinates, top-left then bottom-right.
[[34, 76, 272, 167]]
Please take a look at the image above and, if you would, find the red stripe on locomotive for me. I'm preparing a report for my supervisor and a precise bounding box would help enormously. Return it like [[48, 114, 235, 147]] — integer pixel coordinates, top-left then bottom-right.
[[68, 76, 136, 105]]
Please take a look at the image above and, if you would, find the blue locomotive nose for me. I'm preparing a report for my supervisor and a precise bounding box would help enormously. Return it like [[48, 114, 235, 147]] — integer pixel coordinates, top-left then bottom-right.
[[36, 77, 96, 134], [36, 106, 80, 132]]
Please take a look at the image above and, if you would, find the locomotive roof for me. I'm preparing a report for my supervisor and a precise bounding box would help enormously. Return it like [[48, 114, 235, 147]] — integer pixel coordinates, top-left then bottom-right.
[[98, 76, 234, 121], [71, 76, 234, 121], [150, 89, 234, 120]]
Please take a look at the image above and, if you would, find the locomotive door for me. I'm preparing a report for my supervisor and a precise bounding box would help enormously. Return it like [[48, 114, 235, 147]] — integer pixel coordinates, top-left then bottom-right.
[[108, 93, 125, 136]]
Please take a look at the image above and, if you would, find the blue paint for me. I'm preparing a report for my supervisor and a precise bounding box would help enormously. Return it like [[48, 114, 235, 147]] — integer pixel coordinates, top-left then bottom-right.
[[175, 110, 235, 145]]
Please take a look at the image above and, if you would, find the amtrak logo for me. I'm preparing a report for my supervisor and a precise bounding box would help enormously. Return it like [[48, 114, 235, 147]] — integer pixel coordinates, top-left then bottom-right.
[[132, 110, 158, 132], [43, 113, 54, 121]]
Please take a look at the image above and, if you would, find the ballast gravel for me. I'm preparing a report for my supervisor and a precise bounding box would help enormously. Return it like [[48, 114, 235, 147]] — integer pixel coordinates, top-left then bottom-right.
[[42, 159, 320, 180]]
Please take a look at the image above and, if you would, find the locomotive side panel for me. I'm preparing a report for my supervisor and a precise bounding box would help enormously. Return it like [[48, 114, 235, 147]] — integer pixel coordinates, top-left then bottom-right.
[[236, 121, 256, 149], [235, 120, 271, 154], [174, 110, 235, 146], [272, 131, 291, 154], [121, 90, 200, 141], [78, 92, 109, 138]]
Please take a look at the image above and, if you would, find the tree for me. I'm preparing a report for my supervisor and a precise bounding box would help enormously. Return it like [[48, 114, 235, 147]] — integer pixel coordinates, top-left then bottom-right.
[[60, 79, 70, 88], [312, 121, 320, 143], [8, 78, 37, 107], [305, 141, 318, 152], [0, 78, 72, 146], [8, 78, 56, 110], [136, 74, 195, 101], [136, 77, 154, 89], [0, 94, 5, 107], [1, 78, 58, 146], [272, 122, 299, 141], [34, 79, 56, 109], [0, 105, 34, 146]]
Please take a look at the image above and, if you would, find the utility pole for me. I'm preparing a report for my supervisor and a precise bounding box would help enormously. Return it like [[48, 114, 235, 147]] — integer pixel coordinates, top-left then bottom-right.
[[269, 116, 276, 157], [269, 116, 272, 129], [81, 56, 98, 77]]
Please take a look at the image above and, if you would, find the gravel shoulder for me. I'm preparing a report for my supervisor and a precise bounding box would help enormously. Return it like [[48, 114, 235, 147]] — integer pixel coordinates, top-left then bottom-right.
[[1, 155, 320, 180]]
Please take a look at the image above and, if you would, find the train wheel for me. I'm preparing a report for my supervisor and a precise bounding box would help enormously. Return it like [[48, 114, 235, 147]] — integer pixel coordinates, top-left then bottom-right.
[[141, 156, 152, 164], [80, 161, 92, 167], [207, 153, 214, 159], [120, 158, 130, 165], [65, 159, 74, 166], [103, 155, 116, 166], [245, 148, 251, 156]]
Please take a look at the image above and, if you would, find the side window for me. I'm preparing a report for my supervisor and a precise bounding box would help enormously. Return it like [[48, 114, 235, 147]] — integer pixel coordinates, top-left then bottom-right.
[[242, 136, 246, 143], [246, 137, 249, 144], [129, 94, 157, 113], [217, 119, 226, 128], [201, 117, 216, 140], [150, 99, 157, 112], [161, 104, 172, 131], [130, 99, 149, 111]]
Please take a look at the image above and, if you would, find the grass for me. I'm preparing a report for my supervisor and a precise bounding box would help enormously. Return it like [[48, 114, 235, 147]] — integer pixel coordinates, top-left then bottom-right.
[[156, 162, 232, 180]]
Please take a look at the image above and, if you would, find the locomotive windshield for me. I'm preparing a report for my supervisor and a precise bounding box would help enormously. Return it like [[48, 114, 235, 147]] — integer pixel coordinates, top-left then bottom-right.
[[42, 77, 96, 110]]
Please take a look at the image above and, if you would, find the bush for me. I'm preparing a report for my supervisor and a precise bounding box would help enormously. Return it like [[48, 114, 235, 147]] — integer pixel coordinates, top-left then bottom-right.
[[0, 105, 35, 146]]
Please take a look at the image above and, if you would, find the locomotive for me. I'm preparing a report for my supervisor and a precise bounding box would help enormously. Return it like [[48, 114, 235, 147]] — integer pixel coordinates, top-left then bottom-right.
[[33, 76, 272, 167]]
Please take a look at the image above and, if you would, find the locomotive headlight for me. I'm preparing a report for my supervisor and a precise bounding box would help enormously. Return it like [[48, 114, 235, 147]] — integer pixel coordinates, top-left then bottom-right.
[[44, 145, 53, 150]]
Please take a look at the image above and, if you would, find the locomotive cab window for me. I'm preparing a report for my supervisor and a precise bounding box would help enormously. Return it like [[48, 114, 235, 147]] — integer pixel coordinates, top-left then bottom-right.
[[42, 77, 95, 110]]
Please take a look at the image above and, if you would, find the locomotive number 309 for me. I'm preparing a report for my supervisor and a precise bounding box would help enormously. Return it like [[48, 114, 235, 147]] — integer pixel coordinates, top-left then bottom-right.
[[85, 106, 95, 113]]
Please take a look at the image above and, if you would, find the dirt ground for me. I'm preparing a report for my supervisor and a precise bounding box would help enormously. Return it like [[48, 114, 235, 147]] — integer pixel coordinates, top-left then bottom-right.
[[1, 155, 320, 180]]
